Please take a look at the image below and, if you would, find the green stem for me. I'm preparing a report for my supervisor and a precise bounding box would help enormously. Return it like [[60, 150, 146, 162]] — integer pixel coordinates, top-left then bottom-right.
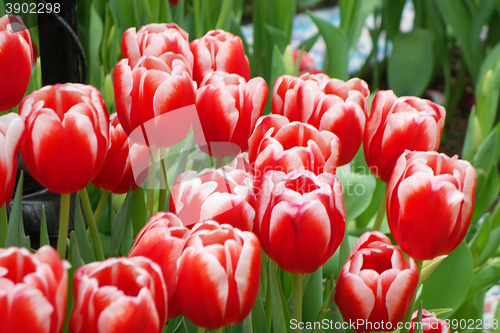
[[293, 273, 303, 333], [57, 193, 71, 259], [147, 148, 158, 217], [400, 260, 424, 333], [215, 0, 232, 29], [372, 184, 388, 231], [158, 149, 168, 212], [93, 190, 110, 225], [0, 204, 7, 247], [193, 0, 203, 38], [79, 187, 105, 261], [214, 329, 223, 333], [197, 327, 207, 333]]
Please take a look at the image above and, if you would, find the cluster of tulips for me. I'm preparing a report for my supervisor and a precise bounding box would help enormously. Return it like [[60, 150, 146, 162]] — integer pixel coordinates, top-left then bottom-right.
[[0, 13, 476, 333]]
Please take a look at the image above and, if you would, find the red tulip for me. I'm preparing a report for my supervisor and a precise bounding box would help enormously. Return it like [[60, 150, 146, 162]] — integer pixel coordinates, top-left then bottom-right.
[[19, 84, 109, 194], [191, 30, 250, 86], [335, 233, 419, 332], [169, 167, 255, 231], [272, 74, 369, 165], [293, 49, 320, 75], [248, 114, 340, 178], [114, 55, 196, 148], [387, 151, 476, 260], [256, 169, 345, 273], [70, 257, 167, 333], [177, 221, 261, 329], [0, 246, 69, 333], [363, 90, 446, 183], [409, 309, 450, 333], [0, 15, 32, 112], [121, 23, 192, 69], [194, 72, 268, 158], [169, 0, 179, 5], [128, 212, 189, 319], [349, 230, 392, 257], [0, 113, 24, 207], [92, 114, 149, 194]]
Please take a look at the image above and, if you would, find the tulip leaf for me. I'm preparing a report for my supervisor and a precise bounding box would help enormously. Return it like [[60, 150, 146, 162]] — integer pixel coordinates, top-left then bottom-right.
[[307, 10, 349, 81], [268, 261, 292, 333], [69, 231, 85, 273], [388, 28, 435, 97], [5, 173, 30, 249], [336, 165, 377, 223], [88, 3, 103, 88], [477, 218, 500, 266], [382, 0, 406, 40], [251, 287, 268, 333], [120, 215, 134, 257], [131, 187, 147, 238], [296, 32, 320, 53], [346, 0, 380, 51], [109, 191, 132, 257], [417, 242, 473, 318], [170, 317, 189, 333], [39, 206, 50, 247], [74, 194, 96, 264], [302, 267, 323, 324], [472, 166, 500, 223]]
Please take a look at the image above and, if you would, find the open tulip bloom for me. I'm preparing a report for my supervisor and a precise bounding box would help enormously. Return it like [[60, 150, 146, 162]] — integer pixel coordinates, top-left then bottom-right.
[[0, 7, 489, 332]]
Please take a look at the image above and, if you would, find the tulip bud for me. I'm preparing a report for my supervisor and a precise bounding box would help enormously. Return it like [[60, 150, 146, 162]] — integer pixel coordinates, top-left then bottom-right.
[[335, 233, 419, 332], [129, 212, 190, 319], [191, 30, 250, 86], [248, 114, 340, 178], [122, 23, 193, 69], [114, 55, 196, 148], [272, 74, 369, 165], [293, 49, 321, 75], [194, 72, 268, 158], [256, 170, 345, 273], [19, 84, 110, 194], [0, 246, 69, 333], [387, 151, 476, 260], [0, 113, 25, 207], [177, 221, 261, 329], [409, 309, 450, 333], [363, 90, 446, 183], [0, 15, 32, 112], [70, 257, 167, 333], [169, 167, 255, 231]]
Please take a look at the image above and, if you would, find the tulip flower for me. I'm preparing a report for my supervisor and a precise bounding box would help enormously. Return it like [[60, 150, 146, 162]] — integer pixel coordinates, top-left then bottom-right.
[[177, 221, 261, 329], [70, 257, 167, 333], [114, 55, 196, 148], [121, 23, 193, 69], [0, 15, 32, 112], [0, 113, 25, 208], [169, 167, 255, 231], [293, 49, 321, 75], [190, 30, 251, 85], [19, 83, 109, 194], [363, 90, 446, 183], [194, 72, 268, 158], [128, 212, 190, 319], [248, 114, 340, 178], [256, 169, 345, 273], [272, 74, 369, 165], [409, 309, 450, 333], [0, 246, 69, 333], [92, 113, 149, 194], [335, 234, 419, 332], [387, 151, 476, 261]]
